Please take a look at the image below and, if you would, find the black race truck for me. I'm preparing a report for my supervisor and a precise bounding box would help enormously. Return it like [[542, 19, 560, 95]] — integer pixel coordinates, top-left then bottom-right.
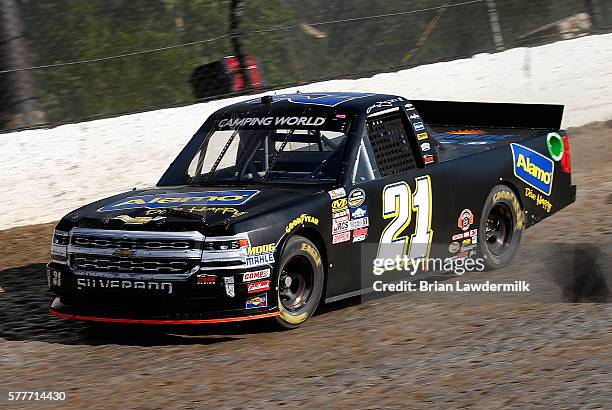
[[48, 93, 575, 328]]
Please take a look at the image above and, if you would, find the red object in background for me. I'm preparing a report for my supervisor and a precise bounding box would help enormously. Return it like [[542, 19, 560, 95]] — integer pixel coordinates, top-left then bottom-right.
[[224, 55, 262, 92], [561, 134, 571, 173], [189, 54, 264, 99]]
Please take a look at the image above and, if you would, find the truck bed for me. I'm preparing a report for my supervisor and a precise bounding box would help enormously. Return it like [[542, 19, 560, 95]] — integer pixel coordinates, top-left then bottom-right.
[[429, 126, 547, 162]]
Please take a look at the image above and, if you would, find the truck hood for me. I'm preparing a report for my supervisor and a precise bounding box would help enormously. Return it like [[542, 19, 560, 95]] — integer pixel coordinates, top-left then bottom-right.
[[65, 185, 323, 233]]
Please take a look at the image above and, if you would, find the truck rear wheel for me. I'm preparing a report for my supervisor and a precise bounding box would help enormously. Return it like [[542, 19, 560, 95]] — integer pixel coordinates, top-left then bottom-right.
[[479, 185, 524, 270], [273, 236, 324, 330]]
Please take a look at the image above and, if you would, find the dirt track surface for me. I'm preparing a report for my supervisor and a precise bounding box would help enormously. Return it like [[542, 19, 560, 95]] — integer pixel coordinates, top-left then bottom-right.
[[1, 122, 611, 408]]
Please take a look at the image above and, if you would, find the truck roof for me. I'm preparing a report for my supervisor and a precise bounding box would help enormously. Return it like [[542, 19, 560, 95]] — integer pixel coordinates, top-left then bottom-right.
[[215, 92, 405, 116]]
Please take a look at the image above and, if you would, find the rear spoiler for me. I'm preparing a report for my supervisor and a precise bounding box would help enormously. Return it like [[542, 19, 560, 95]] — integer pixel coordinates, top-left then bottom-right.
[[411, 100, 564, 130]]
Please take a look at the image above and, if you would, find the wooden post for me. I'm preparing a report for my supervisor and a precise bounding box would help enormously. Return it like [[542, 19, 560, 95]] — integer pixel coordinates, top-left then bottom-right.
[[485, 0, 505, 52], [0, 0, 45, 128]]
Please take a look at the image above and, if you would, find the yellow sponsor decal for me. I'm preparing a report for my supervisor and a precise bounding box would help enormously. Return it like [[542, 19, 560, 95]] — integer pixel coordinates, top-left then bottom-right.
[[417, 132, 428, 141], [332, 198, 348, 213], [144, 207, 247, 218], [525, 187, 553, 213], [248, 243, 276, 255], [285, 214, 319, 233], [300, 243, 321, 266]]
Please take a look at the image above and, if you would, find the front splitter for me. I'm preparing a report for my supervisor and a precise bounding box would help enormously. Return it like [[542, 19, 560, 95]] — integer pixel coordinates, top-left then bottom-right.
[[49, 308, 279, 325], [49, 298, 279, 325]]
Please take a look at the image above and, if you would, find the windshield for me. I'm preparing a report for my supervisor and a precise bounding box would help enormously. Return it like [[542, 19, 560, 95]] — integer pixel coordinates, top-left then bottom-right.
[[188, 126, 347, 185]]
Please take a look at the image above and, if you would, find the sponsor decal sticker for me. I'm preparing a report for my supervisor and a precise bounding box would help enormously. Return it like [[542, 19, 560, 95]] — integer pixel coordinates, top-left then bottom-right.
[[423, 155, 435, 164], [449, 242, 460, 253], [350, 217, 369, 230], [246, 253, 274, 266], [413, 122, 425, 131], [351, 206, 367, 219], [247, 243, 276, 255], [98, 191, 259, 212], [196, 274, 216, 285], [417, 132, 429, 141], [328, 187, 346, 199], [452, 229, 478, 243], [285, 214, 319, 233], [332, 218, 351, 234], [333, 231, 351, 244], [348, 188, 366, 208], [409, 113, 421, 120], [511, 143, 554, 196], [224, 276, 235, 297], [458, 209, 474, 231], [218, 116, 326, 128], [246, 293, 268, 309], [243, 269, 271, 282], [524, 187, 553, 213], [144, 207, 247, 218], [352, 227, 368, 242], [247, 280, 271, 294], [420, 142, 431, 152], [331, 198, 348, 213], [333, 209, 350, 219]]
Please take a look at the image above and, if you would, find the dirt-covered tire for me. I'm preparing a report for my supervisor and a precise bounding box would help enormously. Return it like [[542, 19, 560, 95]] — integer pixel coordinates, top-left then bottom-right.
[[273, 236, 324, 330], [479, 185, 525, 270]]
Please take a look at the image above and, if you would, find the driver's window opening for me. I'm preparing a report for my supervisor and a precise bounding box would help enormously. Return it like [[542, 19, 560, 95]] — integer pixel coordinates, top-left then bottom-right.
[[189, 125, 347, 184]]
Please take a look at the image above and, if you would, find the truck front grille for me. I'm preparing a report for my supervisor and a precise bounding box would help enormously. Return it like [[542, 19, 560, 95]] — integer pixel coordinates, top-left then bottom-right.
[[72, 254, 195, 274], [68, 227, 204, 277], [72, 236, 192, 250]]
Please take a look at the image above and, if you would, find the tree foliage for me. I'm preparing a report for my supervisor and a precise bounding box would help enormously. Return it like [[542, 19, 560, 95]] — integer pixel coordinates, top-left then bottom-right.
[[16, 0, 587, 125]]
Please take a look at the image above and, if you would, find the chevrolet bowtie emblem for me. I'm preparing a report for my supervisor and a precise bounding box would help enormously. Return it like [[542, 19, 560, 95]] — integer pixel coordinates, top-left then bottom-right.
[[113, 215, 166, 224], [113, 248, 134, 258]]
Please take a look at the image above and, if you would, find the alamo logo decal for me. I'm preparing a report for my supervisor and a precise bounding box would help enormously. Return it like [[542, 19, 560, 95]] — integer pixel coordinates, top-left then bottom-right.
[[98, 191, 259, 212], [510, 144, 554, 196]]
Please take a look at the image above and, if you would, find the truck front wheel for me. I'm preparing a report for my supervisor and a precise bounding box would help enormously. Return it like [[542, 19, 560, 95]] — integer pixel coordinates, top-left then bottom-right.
[[273, 236, 324, 330]]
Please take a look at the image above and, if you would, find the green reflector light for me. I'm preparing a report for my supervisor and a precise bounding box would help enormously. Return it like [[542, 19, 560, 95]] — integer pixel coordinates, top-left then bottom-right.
[[546, 132, 564, 161]]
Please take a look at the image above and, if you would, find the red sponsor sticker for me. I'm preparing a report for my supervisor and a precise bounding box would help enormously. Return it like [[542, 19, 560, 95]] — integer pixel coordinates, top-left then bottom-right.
[[353, 227, 368, 236], [333, 231, 351, 244], [458, 209, 474, 231], [242, 269, 271, 282], [196, 274, 216, 285], [247, 280, 271, 294]]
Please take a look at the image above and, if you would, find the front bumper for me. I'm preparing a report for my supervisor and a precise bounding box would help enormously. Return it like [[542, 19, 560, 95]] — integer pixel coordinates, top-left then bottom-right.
[[47, 262, 278, 324]]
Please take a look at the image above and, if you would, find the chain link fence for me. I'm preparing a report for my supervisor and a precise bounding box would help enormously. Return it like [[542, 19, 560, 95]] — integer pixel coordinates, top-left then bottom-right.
[[0, 0, 607, 130]]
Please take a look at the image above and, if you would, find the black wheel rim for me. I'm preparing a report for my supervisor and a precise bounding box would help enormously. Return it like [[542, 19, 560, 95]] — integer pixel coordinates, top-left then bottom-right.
[[279, 255, 313, 312], [485, 203, 514, 256]]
